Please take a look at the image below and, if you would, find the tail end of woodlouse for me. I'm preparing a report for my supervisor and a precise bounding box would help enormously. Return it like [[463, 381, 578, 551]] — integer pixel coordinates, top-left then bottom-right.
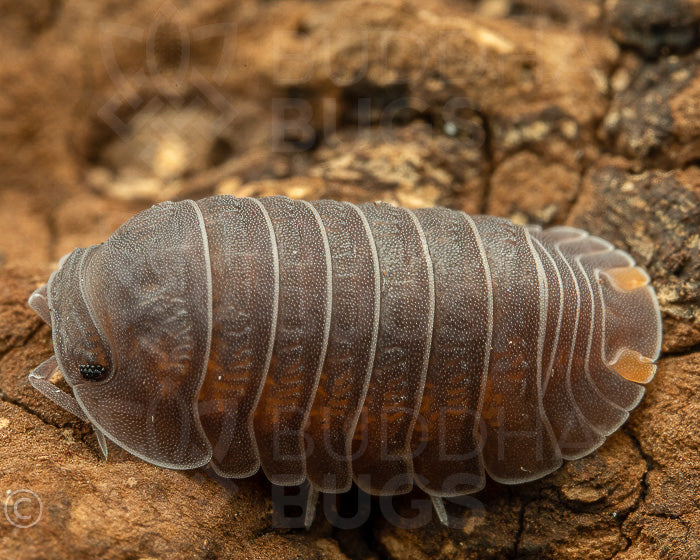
[[604, 266, 651, 292], [609, 349, 657, 384], [598, 265, 662, 385]]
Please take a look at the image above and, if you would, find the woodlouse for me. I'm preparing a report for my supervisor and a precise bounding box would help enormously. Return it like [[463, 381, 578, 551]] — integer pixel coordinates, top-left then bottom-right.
[[28, 195, 662, 526]]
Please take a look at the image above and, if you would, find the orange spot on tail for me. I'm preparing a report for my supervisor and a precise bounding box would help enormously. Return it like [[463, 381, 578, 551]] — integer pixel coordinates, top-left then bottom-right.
[[605, 267, 649, 291], [610, 349, 656, 384]]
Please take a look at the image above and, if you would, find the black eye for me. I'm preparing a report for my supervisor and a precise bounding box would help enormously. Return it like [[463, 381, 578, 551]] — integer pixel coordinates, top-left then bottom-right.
[[79, 364, 107, 381]]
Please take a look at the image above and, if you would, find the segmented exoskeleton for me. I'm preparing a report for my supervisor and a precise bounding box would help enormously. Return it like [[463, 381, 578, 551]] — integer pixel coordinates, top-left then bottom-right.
[[28, 196, 662, 526]]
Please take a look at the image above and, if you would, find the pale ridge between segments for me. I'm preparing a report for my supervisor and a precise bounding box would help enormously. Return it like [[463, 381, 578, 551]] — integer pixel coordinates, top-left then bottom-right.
[[461, 213, 493, 462], [531, 237, 564, 394], [524, 227, 561, 462], [344, 201, 382, 471], [553, 236, 583, 413], [405, 207, 437, 485], [300, 199, 335, 455], [186, 200, 215, 458], [574, 252, 629, 416], [247, 197, 280, 471]]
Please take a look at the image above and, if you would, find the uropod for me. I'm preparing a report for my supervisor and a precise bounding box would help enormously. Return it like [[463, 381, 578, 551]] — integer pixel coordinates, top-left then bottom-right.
[[28, 195, 662, 526]]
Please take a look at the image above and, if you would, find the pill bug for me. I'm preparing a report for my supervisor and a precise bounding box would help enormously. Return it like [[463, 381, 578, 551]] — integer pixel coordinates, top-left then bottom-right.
[[28, 195, 662, 526]]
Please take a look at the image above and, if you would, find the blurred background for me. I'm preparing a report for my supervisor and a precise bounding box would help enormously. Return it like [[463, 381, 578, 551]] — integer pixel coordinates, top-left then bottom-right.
[[0, 0, 696, 272], [0, 1, 698, 559]]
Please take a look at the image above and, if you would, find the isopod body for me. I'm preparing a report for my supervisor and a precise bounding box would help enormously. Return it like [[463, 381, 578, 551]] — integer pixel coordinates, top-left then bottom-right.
[[28, 195, 662, 525]]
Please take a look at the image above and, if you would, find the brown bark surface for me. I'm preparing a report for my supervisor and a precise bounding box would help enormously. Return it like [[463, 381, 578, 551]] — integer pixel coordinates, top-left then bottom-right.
[[0, 1, 698, 559]]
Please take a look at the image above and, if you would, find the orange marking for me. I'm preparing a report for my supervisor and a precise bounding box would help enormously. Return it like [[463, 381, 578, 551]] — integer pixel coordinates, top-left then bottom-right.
[[610, 349, 656, 384], [605, 267, 649, 291]]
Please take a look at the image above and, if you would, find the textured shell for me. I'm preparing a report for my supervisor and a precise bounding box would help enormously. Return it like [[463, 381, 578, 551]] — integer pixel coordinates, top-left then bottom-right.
[[28, 195, 662, 524]]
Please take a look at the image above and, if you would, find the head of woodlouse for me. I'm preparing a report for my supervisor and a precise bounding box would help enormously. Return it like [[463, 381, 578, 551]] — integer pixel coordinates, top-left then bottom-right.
[[27, 203, 213, 470]]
